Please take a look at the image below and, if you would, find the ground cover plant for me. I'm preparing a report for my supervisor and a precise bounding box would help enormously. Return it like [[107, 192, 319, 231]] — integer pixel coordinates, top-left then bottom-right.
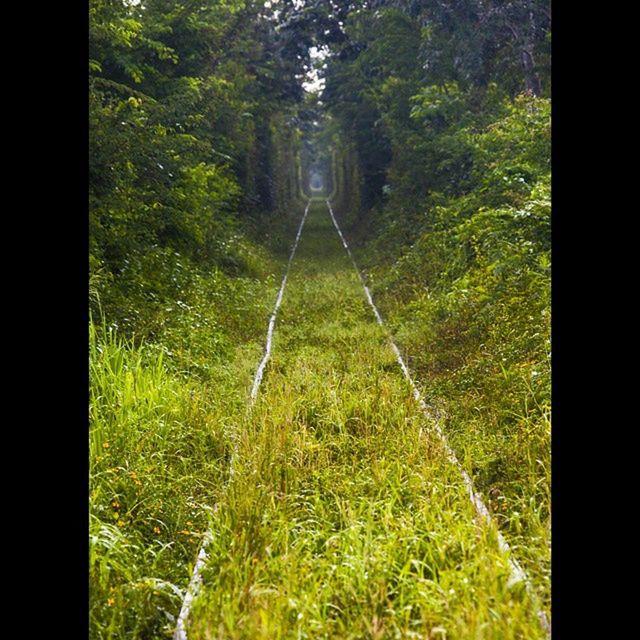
[[188, 202, 548, 639], [89, 1, 551, 637]]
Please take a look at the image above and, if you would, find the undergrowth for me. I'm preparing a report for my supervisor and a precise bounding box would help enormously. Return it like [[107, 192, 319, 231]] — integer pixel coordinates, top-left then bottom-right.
[[347, 95, 551, 609], [187, 203, 548, 639], [89, 212, 301, 638]]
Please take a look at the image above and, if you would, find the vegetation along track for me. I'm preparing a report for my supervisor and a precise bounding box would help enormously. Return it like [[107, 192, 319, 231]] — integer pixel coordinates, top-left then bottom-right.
[[176, 200, 550, 639]]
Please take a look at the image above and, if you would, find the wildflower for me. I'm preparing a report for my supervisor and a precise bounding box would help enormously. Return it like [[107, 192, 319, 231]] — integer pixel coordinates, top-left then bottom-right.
[[153, 526, 161, 534], [117, 519, 126, 528], [107, 598, 115, 606], [111, 500, 120, 509], [178, 530, 190, 535], [102, 442, 110, 449]]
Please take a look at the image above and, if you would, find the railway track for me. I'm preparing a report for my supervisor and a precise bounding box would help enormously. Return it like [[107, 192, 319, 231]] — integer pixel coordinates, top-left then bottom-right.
[[173, 199, 550, 638]]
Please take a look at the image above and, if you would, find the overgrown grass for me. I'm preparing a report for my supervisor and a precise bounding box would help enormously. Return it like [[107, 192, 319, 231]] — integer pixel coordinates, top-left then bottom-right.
[[186, 203, 548, 639], [88, 214, 302, 637], [344, 96, 551, 614], [90, 200, 548, 638]]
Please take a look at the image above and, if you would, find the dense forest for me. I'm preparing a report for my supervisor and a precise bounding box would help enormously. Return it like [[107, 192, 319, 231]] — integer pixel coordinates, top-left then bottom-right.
[[89, 1, 551, 638]]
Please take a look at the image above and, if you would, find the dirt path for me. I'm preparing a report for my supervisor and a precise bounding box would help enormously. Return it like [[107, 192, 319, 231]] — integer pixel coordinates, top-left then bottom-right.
[[183, 201, 547, 638]]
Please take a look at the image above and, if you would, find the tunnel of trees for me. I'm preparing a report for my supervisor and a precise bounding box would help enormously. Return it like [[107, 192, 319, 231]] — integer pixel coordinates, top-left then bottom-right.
[[90, 1, 551, 637]]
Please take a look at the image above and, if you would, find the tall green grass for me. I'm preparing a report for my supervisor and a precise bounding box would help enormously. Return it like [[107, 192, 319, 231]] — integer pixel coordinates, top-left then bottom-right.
[[90, 201, 548, 637], [347, 97, 551, 611], [186, 203, 548, 638], [354, 197, 551, 612], [88, 223, 293, 637], [90, 321, 228, 636]]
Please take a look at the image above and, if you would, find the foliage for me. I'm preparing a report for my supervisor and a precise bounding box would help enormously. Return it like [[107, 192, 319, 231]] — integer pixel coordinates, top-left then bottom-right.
[[316, 3, 551, 617], [345, 91, 551, 612], [188, 203, 547, 638], [89, 2, 314, 635], [89, 0, 551, 635], [89, 0, 310, 343]]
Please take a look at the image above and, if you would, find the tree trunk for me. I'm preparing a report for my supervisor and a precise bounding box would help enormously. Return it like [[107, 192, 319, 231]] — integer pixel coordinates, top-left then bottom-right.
[[504, 3, 543, 96], [521, 46, 541, 96], [521, 5, 542, 96]]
